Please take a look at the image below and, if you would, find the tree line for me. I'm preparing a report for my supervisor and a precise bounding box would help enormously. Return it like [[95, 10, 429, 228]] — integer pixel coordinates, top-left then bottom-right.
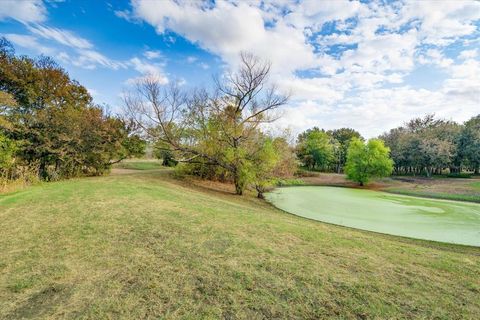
[[296, 113, 480, 179], [380, 114, 480, 176], [2, 36, 477, 194], [0, 38, 144, 185]]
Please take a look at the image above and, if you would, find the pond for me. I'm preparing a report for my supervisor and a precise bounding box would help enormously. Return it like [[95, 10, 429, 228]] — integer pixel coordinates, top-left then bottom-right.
[[266, 186, 480, 246]]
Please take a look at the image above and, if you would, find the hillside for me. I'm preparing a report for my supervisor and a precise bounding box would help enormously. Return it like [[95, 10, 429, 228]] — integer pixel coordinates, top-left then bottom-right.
[[0, 168, 479, 319]]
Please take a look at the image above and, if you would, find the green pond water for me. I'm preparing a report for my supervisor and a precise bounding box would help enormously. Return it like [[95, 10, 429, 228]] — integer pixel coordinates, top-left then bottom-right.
[[266, 186, 480, 246]]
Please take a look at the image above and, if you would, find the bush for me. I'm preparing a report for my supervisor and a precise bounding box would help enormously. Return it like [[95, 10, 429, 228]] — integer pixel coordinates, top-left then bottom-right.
[[274, 178, 305, 186]]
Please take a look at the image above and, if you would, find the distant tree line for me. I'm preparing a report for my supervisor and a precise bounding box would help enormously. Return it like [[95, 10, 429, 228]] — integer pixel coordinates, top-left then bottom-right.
[[380, 114, 480, 176], [296, 127, 363, 173], [296, 113, 480, 178], [124, 53, 297, 197], [0, 38, 145, 185]]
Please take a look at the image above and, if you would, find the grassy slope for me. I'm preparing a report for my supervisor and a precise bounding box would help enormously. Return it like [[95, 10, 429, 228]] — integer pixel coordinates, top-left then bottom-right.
[[0, 170, 479, 319]]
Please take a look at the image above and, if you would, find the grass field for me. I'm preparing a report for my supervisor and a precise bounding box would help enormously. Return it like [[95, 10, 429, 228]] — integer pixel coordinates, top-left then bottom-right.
[[113, 159, 164, 170], [1, 168, 479, 319], [301, 172, 480, 203], [471, 181, 480, 190]]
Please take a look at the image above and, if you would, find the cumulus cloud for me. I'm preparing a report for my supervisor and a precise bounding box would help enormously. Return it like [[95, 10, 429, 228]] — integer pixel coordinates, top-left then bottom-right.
[[130, 0, 317, 75]]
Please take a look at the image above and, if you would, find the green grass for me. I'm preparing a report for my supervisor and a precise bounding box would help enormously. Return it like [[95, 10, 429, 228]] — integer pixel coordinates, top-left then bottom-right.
[[471, 181, 480, 190], [386, 188, 480, 203], [1, 169, 479, 319], [113, 160, 164, 170]]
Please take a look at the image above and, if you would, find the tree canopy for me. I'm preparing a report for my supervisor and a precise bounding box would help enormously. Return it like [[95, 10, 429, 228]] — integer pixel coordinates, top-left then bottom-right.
[[0, 38, 145, 181], [344, 138, 394, 186], [379, 114, 476, 176], [124, 53, 295, 195], [296, 127, 362, 173]]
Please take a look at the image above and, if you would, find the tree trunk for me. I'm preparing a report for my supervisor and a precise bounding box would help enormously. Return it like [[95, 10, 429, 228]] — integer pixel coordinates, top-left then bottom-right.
[[359, 181, 364, 186], [233, 174, 243, 195], [235, 183, 243, 195], [39, 161, 47, 180], [426, 167, 431, 178]]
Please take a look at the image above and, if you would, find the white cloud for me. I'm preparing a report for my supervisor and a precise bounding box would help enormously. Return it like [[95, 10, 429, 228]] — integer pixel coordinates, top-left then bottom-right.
[[5, 30, 125, 70], [3, 33, 54, 55], [186, 56, 197, 63], [27, 25, 93, 49], [4, 21, 131, 71], [126, 57, 169, 85], [419, 49, 454, 69], [130, 0, 317, 75], [401, 1, 480, 46], [114, 9, 132, 21], [459, 49, 478, 60], [72, 49, 126, 70], [144, 50, 162, 59], [0, 0, 46, 23], [198, 62, 209, 70]]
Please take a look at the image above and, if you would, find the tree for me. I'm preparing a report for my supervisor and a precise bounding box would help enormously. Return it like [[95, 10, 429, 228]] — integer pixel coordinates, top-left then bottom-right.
[[296, 128, 334, 171], [380, 115, 461, 176], [153, 140, 178, 167], [0, 133, 16, 175], [0, 38, 144, 180], [124, 53, 289, 195], [459, 115, 480, 174], [0, 91, 16, 130], [327, 128, 362, 173], [252, 135, 296, 199], [345, 138, 393, 186]]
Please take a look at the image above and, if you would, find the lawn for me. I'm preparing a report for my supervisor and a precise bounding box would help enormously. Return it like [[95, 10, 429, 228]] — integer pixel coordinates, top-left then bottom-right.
[[471, 181, 480, 190], [113, 159, 164, 170], [0, 169, 479, 319], [301, 172, 480, 203]]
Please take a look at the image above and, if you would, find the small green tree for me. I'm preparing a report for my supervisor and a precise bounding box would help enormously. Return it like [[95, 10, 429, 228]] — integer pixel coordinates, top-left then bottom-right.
[[252, 136, 297, 198], [345, 138, 393, 186], [153, 141, 178, 167]]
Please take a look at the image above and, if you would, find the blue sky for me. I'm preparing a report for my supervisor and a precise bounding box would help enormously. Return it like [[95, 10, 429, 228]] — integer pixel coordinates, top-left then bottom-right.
[[1, 0, 479, 137]]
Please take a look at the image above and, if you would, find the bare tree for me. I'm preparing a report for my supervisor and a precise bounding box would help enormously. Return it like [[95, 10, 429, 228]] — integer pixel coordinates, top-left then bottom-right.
[[123, 53, 289, 194]]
